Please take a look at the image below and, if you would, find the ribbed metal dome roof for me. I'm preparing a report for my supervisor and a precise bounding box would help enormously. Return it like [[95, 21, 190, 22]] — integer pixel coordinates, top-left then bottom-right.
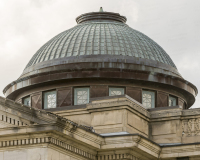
[[25, 9, 176, 69]]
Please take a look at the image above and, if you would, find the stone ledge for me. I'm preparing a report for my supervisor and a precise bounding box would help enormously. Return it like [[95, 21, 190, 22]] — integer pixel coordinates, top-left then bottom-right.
[[87, 95, 150, 118], [0, 136, 96, 160]]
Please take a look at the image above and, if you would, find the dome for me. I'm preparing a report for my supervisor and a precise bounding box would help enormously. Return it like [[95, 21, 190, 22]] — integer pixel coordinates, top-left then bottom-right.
[[3, 8, 197, 109], [25, 12, 176, 70]]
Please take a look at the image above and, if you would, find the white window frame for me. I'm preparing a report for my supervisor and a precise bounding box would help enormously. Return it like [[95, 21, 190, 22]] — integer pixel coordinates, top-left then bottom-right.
[[142, 90, 155, 109], [109, 87, 124, 96], [74, 88, 90, 105], [169, 96, 177, 106], [43, 90, 57, 109]]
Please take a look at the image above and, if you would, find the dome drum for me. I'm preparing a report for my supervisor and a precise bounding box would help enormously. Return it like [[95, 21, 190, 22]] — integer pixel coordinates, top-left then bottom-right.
[[4, 66, 196, 108], [13, 78, 188, 110]]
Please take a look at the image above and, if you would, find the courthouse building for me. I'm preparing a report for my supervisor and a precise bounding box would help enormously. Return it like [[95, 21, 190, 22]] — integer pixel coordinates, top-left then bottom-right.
[[0, 8, 200, 160]]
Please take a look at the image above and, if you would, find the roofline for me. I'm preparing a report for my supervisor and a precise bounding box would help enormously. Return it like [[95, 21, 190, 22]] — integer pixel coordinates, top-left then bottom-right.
[[76, 11, 127, 24]]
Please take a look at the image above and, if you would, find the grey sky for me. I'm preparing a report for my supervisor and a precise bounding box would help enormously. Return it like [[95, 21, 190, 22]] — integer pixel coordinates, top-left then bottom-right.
[[0, 0, 199, 108]]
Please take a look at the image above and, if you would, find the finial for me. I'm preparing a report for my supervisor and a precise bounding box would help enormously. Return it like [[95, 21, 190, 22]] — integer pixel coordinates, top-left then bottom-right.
[[99, 7, 103, 12]]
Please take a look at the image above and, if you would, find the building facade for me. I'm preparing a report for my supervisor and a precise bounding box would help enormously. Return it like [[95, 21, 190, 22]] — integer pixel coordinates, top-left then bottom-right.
[[0, 8, 199, 160]]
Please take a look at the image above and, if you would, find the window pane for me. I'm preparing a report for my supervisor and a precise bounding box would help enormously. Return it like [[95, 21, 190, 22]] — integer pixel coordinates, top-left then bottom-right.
[[44, 90, 56, 109], [23, 96, 31, 106], [74, 88, 89, 105], [142, 90, 155, 109], [169, 96, 177, 106], [109, 87, 124, 96]]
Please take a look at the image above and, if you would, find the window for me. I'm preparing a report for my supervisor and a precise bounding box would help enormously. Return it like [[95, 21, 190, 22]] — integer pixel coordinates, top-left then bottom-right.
[[142, 90, 155, 109], [74, 88, 89, 105], [23, 96, 31, 106], [43, 90, 57, 109], [109, 87, 124, 96], [169, 96, 177, 106]]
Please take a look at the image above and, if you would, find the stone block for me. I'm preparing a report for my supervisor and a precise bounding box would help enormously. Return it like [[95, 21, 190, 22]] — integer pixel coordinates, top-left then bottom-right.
[[127, 111, 148, 135], [152, 121, 176, 136], [91, 110, 123, 126]]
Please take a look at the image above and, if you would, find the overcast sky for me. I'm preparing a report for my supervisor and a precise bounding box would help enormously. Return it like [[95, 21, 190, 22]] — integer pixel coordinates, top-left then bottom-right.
[[0, 0, 199, 108]]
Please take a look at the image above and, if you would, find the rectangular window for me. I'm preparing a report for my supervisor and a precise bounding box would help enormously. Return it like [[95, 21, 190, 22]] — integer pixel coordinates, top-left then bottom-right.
[[23, 96, 31, 106], [74, 88, 89, 105], [43, 90, 57, 109], [169, 95, 177, 106], [109, 87, 124, 96], [142, 90, 155, 109]]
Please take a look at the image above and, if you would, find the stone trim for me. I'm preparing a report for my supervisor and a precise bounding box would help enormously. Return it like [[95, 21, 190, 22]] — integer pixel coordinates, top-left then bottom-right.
[[161, 144, 200, 158], [182, 118, 200, 136], [87, 95, 150, 118], [138, 138, 160, 155], [0, 97, 77, 125], [102, 135, 160, 159], [150, 107, 200, 121], [0, 113, 28, 127], [97, 153, 139, 160], [183, 108, 200, 116], [0, 123, 102, 149], [0, 97, 94, 133], [48, 137, 96, 160], [0, 136, 96, 160], [150, 107, 182, 119]]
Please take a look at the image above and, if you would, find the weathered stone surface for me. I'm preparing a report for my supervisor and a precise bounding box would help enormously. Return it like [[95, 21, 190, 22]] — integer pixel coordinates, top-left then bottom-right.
[[0, 95, 200, 159]]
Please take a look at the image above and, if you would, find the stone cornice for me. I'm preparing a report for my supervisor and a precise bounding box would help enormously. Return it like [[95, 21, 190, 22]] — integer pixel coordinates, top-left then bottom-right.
[[101, 134, 160, 159], [160, 143, 200, 158], [0, 132, 96, 160], [0, 123, 199, 159], [87, 95, 150, 119], [52, 96, 200, 123], [0, 125, 161, 160], [0, 96, 77, 125], [149, 106, 200, 122], [182, 108, 200, 117], [0, 96, 95, 133], [0, 123, 102, 149], [149, 106, 183, 120], [2, 95, 200, 159]]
